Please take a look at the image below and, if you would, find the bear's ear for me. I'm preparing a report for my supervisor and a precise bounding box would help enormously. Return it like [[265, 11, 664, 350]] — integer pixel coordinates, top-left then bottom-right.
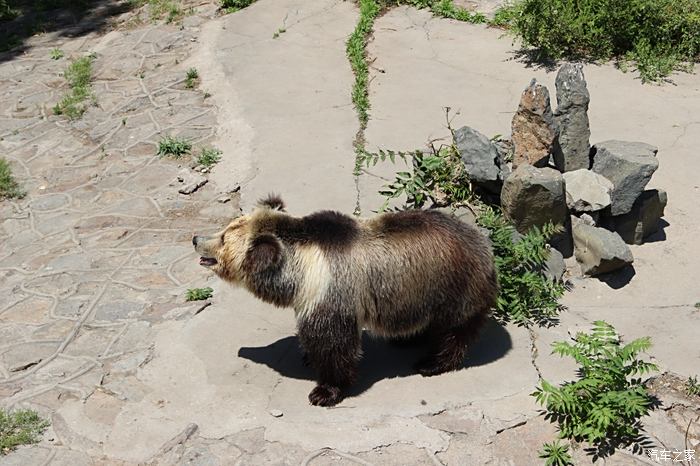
[[245, 234, 282, 273], [257, 193, 286, 212]]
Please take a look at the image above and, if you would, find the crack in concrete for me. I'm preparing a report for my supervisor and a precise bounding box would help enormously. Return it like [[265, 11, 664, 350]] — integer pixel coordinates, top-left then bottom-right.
[[528, 326, 543, 380]]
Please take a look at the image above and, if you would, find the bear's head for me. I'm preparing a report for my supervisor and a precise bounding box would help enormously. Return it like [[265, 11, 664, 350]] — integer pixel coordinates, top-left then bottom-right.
[[192, 194, 288, 286]]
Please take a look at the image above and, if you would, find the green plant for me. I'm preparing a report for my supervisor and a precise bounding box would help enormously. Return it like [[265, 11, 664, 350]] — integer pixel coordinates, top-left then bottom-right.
[[196, 147, 222, 167], [477, 206, 564, 326], [131, 0, 183, 22], [0, 0, 18, 21], [0, 158, 25, 200], [221, 0, 256, 12], [495, 0, 700, 82], [53, 54, 95, 119], [185, 67, 198, 89], [687, 376, 700, 397], [347, 0, 380, 128], [157, 136, 191, 158], [0, 408, 49, 454], [533, 321, 658, 459], [49, 48, 63, 60], [186, 287, 213, 301], [397, 0, 486, 23], [272, 27, 286, 39], [359, 142, 472, 212], [539, 440, 574, 466]]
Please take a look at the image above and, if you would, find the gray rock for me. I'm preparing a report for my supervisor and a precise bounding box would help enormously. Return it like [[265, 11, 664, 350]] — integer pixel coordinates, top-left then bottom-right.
[[434, 206, 488, 237], [573, 221, 633, 275], [501, 164, 567, 234], [562, 169, 613, 212], [454, 126, 501, 185], [554, 63, 591, 172], [493, 138, 513, 181], [591, 140, 659, 215], [434, 205, 477, 225], [177, 169, 208, 195], [269, 409, 284, 418], [511, 79, 560, 168], [543, 247, 565, 282], [604, 189, 668, 244], [579, 212, 597, 226]]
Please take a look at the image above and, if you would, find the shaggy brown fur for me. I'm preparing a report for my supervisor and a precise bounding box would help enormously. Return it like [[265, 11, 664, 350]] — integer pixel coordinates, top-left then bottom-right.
[[193, 195, 498, 406]]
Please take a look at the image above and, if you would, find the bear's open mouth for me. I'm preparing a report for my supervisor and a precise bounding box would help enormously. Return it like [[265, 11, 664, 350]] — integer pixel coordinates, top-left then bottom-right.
[[199, 257, 217, 267]]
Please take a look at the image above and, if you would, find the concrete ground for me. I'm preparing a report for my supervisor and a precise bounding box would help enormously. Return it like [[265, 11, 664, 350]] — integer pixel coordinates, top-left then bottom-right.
[[0, 1, 698, 465]]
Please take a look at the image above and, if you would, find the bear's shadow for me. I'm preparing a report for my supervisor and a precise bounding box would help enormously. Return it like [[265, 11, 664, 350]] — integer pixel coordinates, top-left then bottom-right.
[[237, 318, 512, 397]]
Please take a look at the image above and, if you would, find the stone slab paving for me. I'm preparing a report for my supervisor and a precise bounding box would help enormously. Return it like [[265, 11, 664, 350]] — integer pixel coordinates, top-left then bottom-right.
[[1, 1, 699, 465]]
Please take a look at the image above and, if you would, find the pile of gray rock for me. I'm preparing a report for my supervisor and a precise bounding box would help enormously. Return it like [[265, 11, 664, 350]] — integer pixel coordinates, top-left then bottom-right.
[[454, 63, 667, 278]]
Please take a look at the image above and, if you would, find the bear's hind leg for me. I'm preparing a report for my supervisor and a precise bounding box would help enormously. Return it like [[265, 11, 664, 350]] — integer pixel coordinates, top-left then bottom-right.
[[297, 310, 361, 407], [416, 311, 487, 377]]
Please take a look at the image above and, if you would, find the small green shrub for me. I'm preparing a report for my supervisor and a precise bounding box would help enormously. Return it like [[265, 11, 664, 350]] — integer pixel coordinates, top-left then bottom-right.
[[53, 54, 95, 119], [0, 408, 49, 455], [539, 440, 574, 466], [0, 158, 25, 200], [49, 48, 64, 60], [272, 27, 286, 39], [477, 206, 564, 326], [186, 287, 213, 301], [196, 147, 222, 167], [185, 67, 198, 89], [157, 136, 191, 158], [359, 143, 472, 212], [533, 321, 658, 459], [495, 0, 700, 82], [0, 0, 18, 21]]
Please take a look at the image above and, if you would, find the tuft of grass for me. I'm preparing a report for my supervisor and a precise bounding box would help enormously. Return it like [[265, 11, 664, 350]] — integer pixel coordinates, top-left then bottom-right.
[[493, 0, 700, 82], [130, 0, 183, 23], [397, 0, 486, 23], [0, 408, 50, 455], [196, 147, 222, 167], [184, 67, 198, 89], [687, 376, 700, 397], [272, 27, 286, 39], [157, 136, 191, 158], [347, 0, 380, 129], [0, 158, 25, 200], [221, 0, 256, 13], [186, 287, 213, 301], [49, 48, 64, 60], [53, 54, 95, 119]]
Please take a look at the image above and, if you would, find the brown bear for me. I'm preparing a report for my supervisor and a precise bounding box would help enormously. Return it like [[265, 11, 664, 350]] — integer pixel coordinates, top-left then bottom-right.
[[193, 195, 498, 406]]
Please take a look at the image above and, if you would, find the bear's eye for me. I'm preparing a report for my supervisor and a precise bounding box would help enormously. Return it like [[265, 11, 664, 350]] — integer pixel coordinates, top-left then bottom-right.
[[220, 233, 226, 244]]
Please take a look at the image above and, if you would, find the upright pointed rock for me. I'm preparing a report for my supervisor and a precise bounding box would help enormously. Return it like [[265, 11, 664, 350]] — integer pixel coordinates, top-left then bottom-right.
[[554, 63, 591, 172], [511, 79, 559, 168]]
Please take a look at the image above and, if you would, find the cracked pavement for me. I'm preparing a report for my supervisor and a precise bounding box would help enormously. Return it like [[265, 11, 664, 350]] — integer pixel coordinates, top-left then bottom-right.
[[1, 1, 699, 465]]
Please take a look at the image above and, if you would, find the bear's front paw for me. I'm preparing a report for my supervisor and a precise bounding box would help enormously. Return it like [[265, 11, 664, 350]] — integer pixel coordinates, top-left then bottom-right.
[[414, 359, 445, 377], [308, 384, 343, 407]]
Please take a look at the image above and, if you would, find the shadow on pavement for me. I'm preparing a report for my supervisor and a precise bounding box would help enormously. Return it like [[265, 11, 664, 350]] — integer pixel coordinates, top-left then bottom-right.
[[0, 0, 134, 63], [238, 318, 513, 397]]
